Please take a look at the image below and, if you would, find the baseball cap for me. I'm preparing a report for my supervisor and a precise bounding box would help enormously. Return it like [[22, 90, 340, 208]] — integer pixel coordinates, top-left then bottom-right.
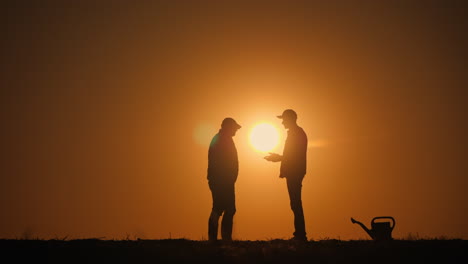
[[221, 117, 242, 129], [277, 109, 297, 120]]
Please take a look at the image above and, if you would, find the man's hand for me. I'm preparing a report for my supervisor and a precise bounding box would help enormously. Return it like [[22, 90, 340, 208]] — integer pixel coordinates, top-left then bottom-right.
[[264, 152, 282, 162]]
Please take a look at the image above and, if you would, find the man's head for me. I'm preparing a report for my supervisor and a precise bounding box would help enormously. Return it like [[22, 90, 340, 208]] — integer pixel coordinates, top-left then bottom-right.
[[221, 117, 241, 136], [277, 109, 297, 129]]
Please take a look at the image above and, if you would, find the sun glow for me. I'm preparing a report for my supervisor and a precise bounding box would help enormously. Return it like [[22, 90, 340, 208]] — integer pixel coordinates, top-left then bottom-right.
[[249, 123, 280, 152]]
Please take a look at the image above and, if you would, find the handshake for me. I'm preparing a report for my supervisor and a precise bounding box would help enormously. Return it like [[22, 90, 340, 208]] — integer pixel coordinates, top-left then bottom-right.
[[264, 152, 282, 162]]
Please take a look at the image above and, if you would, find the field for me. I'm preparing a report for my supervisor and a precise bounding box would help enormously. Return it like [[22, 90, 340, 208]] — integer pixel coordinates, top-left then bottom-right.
[[1, 238, 466, 263]]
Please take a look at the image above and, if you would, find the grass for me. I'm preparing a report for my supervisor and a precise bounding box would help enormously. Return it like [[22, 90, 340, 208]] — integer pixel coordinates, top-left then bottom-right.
[[0, 237, 466, 263]]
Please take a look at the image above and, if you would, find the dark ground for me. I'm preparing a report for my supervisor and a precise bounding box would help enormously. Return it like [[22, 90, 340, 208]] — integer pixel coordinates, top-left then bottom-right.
[[1, 238, 466, 263]]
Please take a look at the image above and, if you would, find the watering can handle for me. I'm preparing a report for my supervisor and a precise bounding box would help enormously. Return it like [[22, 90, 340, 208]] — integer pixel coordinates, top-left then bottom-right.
[[372, 216, 396, 230]]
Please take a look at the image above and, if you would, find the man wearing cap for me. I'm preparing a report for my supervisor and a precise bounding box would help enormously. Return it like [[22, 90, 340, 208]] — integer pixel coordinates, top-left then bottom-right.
[[264, 109, 308, 242], [207, 117, 242, 242]]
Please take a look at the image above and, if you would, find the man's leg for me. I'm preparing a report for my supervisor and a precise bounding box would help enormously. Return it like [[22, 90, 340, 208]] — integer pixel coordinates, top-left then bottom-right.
[[208, 183, 223, 242], [208, 210, 221, 242], [221, 210, 234, 241], [287, 176, 307, 240], [221, 184, 236, 241]]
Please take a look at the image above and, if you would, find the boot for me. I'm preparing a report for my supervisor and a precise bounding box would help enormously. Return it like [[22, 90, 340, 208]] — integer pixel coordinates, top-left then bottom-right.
[[208, 211, 220, 242], [221, 212, 234, 242]]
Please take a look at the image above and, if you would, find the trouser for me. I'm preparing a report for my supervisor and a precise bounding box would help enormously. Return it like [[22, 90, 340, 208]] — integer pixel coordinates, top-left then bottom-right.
[[286, 176, 306, 238], [208, 182, 236, 241]]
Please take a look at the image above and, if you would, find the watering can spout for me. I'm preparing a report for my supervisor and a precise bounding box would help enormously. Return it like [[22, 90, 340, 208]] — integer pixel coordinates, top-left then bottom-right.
[[351, 217, 374, 239]]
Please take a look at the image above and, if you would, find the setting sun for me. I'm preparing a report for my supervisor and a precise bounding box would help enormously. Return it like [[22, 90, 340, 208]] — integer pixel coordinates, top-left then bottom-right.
[[249, 123, 280, 152]]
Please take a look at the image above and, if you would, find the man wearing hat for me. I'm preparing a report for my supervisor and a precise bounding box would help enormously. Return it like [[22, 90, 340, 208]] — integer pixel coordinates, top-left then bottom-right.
[[265, 109, 308, 242], [207, 117, 242, 242]]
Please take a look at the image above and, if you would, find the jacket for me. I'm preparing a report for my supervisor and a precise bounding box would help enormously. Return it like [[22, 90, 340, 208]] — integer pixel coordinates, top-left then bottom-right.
[[280, 125, 307, 179], [207, 129, 239, 185]]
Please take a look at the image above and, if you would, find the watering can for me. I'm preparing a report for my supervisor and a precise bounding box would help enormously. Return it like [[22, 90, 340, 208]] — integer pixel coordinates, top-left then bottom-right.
[[351, 216, 395, 241]]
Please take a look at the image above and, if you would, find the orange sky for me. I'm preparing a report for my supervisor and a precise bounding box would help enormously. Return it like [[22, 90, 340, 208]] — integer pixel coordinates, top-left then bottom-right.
[[1, 1, 467, 240]]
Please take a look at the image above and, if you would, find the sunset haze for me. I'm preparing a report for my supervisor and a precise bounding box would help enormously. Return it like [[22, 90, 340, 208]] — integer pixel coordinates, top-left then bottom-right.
[[1, 1, 467, 241]]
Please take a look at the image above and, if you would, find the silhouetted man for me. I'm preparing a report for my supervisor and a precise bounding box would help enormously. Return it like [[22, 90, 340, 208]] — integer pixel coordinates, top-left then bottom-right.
[[207, 117, 241, 242], [264, 109, 308, 242]]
